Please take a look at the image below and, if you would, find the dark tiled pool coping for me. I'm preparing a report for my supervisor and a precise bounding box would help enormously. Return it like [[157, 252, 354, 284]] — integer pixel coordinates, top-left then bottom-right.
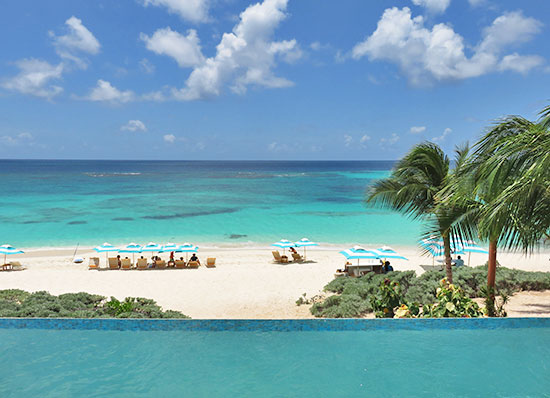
[[0, 317, 549, 331]]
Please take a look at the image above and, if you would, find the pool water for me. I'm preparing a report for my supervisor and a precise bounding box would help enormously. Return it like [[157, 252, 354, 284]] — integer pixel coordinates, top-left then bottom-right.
[[1, 326, 549, 397]]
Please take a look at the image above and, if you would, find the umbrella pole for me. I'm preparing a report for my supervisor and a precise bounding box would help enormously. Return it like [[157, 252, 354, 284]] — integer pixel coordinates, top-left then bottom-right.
[[304, 247, 307, 260], [468, 252, 471, 267]]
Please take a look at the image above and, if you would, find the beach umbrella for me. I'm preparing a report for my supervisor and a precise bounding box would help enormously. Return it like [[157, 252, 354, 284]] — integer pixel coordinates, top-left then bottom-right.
[[160, 243, 179, 253], [272, 239, 295, 254], [456, 240, 488, 266], [419, 237, 464, 266], [178, 243, 199, 261], [294, 238, 318, 260], [0, 244, 24, 266], [371, 246, 408, 261], [142, 242, 162, 256], [93, 242, 119, 265], [339, 245, 380, 265], [119, 243, 143, 262]]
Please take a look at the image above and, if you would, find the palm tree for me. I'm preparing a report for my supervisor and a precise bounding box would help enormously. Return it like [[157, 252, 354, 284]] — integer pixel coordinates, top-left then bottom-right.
[[450, 105, 550, 298], [367, 142, 468, 284]]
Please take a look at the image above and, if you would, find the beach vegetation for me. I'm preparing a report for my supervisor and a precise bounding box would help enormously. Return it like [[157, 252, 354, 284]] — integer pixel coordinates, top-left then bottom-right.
[[310, 267, 550, 318], [0, 290, 190, 319], [366, 143, 470, 284], [441, 104, 550, 304]]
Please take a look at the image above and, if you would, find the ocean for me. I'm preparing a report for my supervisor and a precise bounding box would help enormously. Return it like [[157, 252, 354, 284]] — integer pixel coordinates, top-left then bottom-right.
[[0, 160, 422, 249]]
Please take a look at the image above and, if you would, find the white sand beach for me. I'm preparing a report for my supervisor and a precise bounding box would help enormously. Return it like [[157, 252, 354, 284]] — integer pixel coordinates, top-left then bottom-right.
[[1, 246, 550, 318]]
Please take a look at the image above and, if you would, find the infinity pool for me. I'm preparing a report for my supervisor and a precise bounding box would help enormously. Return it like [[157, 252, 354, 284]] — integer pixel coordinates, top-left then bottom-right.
[[1, 320, 549, 397]]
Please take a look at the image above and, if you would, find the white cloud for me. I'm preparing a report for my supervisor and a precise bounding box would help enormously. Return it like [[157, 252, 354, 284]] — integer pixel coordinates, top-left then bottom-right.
[[0, 132, 34, 146], [141, 0, 209, 23], [172, 0, 300, 101], [121, 120, 147, 132], [360, 134, 371, 148], [432, 127, 452, 142], [268, 142, 289, 152], [85, 80, 135, 103], [380, 133, 400, 145], [1, 59, 63, 99], [310, 41, 322, 51], [50, 16, 100, 68], [344, 134, 353, 147], [498, 53, 544, 74], [352, 7, 544, 85], [163, 134, 176, 143], [468, 0, 485, 6], [411, 0, 451, 14], [141, 28, 204, 68], [139, 58, 156, 74], [410, 126, 426, 134]]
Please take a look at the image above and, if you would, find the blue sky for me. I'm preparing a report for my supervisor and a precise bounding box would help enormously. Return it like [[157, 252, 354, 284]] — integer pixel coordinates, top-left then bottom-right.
[[0, 0, 549, 160]]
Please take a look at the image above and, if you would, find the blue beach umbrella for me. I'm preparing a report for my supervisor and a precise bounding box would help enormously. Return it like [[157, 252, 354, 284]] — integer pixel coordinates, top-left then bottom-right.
[[371, 246, 408, 261], [456, 240, 488, 266], [339, 245, 380, 265], [0, 244, 24, 266], [178, 243, 199, 261], [294, 238, 318, 260], [93, 242, 119, 265], [160, 243, 179, 253], [142, 242, 162, 255], [272, 239, 295, 254], [419, 237, 464, 266], [119, 243, 143, 262]]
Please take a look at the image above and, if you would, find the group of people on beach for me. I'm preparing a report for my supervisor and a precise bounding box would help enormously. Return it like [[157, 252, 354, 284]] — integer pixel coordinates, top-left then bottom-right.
[[115, 252, 200, 269]]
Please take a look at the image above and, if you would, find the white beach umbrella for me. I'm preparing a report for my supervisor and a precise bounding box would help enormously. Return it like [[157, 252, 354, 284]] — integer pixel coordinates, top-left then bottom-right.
[[339, 245, 379, 265], [294, 238, 319, 260], [0, 244, 24, 266], [142, 242, 162, 255], [119, 243, 143, 262], [178, 243, 199, 261], [272, 239, 295, 254], [93, 242, 119, 265], [371, 246, 408, 261], [160, 243, 179, 253], [455, 240, 488, 266]]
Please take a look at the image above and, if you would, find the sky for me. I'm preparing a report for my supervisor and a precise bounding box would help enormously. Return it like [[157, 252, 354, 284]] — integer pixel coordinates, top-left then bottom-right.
[[0, 0, 549, 160]]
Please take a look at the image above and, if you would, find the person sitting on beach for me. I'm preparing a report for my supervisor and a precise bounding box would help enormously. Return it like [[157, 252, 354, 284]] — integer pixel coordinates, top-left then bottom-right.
[[454, 256, 465, 267], [117, 255, 121, 268], [149, 256, 156, 268], [289, 247, 297, 254], [383, 261, 393, 273], [189, 253, 200, 266]]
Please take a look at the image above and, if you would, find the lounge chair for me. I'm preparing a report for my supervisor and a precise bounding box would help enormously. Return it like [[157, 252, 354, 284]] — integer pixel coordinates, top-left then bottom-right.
[[108, 257, 119, 270], [156, 260, 167, 269], [188, 261, 199, 268], [88, 257, 100, 270], [291, 253, 304, 262], [175, 260, 186, 269], [121, 258, 132, 270], [206, 258, 216, 268], [272, 251, 290, 264], [9, 261, 25, 271], [136, 258, 148, 270]]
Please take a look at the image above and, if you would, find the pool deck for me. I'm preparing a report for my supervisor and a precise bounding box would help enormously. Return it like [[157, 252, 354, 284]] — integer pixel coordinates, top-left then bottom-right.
[[1, 317, 549, 331]]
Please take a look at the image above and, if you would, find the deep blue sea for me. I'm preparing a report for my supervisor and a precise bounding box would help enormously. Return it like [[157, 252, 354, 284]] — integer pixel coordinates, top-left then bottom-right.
[[0, 160, 422, 248]]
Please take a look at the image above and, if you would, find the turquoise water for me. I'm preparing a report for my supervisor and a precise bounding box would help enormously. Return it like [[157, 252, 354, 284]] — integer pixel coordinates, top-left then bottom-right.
[[0, 160, 422, 248], [1, 327, 549, 397]]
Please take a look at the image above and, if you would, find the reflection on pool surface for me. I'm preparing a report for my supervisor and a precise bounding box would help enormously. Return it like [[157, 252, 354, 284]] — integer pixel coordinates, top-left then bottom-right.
[[1, 321, 549, 397]]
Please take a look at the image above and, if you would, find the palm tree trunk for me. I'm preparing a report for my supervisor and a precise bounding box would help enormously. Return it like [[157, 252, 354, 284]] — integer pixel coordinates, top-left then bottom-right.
[[442, 233, 453, 284], [487, 240, 497, 288]]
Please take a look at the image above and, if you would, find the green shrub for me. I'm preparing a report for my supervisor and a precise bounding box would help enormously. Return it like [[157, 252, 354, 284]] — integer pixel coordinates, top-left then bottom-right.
[[423, 279, 484, 318], [370, 279, 407, 318], [309, 266, 550, 318], [0, 290, 190, 319]]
